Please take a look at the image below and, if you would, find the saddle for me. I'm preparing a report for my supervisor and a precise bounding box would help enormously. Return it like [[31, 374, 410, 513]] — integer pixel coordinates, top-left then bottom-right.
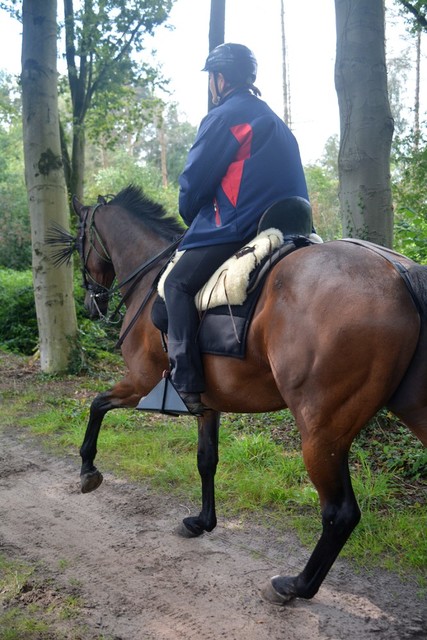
[[152, 197, 318, 359]]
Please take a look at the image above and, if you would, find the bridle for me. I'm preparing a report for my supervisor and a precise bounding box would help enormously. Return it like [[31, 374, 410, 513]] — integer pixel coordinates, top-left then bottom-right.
[[78, 202, 115, 319], [78, 202, 184, 343]]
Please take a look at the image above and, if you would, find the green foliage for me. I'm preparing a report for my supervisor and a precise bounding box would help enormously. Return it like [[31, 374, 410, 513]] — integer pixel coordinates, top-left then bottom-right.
[[0, 72, 30, 270], [62, 0, 175, 196], [0, 269, 38, 354], [396, 1, 427, 32], [0, 266, 120, 367], [139, 103, 197, 185], [305, 134, 341, 240], [85, 150, 181, 216], [353, 410, 427, 481], [392, 131, 427, 261]]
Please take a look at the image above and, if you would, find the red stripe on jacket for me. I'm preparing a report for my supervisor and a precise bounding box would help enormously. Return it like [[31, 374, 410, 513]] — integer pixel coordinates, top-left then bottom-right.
[[220, 124, 253, 208]]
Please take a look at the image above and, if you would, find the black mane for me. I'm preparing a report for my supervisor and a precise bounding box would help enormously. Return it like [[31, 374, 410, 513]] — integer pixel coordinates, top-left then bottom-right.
[[108, 184, 185, 240]]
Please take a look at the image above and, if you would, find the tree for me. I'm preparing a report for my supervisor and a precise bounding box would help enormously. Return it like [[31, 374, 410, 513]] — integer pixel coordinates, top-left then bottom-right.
[[334, 0, 394, 246], [138, 103, 197, 185], [397, 0, 427, 29], [305, 135, 341, 240], [389, 1, 426, 259], [0, 71, 30, 269], [63, 0, 173, 198], [280, 0, 291, 126], [207, 0, 226, 111], [21, 0, 78, 372]]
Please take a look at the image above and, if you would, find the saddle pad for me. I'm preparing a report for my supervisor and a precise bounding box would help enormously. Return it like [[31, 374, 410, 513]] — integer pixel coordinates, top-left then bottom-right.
[[157, 228, 284, 311], [151, 239, 306, 359]]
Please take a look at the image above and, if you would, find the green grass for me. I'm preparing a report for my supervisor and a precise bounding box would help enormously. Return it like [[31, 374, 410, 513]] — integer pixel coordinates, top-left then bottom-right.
[[0, 551, 111, 640], [1, 366, 426, 583]]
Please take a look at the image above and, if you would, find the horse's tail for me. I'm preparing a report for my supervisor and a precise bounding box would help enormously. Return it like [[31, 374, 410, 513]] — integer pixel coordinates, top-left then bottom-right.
[[403, 264, 427, 319]]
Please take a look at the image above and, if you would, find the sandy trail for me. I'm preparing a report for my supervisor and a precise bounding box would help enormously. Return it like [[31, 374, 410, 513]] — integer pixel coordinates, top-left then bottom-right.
[[0, 427, 425, 640]]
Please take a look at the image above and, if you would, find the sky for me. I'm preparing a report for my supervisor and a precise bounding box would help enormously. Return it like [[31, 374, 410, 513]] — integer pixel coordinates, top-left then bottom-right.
[[150, 0, 339, 163], [0, 0, 424, 165]]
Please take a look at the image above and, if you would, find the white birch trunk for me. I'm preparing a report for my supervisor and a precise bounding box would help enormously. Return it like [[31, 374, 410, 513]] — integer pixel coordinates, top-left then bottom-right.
[[21, 0, 78, 372]]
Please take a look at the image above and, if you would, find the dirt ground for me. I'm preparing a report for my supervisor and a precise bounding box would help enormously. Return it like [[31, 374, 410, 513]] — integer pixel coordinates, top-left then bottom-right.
[[0, 353, 426, 640]]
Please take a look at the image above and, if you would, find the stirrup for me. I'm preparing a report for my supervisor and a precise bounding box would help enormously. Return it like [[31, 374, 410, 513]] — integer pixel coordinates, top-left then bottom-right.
[[136, 372, 203, 416]]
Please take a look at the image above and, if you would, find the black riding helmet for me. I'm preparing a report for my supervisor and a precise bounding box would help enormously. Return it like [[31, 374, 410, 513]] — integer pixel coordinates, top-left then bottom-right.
[[203, 43, 261, 100]]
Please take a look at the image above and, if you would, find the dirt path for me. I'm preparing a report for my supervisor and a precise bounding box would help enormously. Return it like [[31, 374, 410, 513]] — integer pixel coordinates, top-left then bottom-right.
[[0, 426, 425, 640]]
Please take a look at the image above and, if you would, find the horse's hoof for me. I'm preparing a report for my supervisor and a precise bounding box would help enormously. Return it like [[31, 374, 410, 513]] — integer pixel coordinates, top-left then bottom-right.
[[80, 470, 103, 494], [175, 518, 205, 538], [260, 576, 297, 605]]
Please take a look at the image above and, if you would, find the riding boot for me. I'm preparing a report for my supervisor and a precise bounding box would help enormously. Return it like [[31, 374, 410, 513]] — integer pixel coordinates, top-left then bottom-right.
[[163, 241, 245, 408]]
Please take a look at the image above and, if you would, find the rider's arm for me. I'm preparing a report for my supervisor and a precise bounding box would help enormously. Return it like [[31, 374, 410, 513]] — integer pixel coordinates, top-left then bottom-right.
[[178, 114, 240, 226]]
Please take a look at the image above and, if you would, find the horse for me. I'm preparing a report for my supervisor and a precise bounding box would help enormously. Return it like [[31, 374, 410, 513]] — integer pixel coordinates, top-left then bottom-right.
[[66, 184, 426, 604]]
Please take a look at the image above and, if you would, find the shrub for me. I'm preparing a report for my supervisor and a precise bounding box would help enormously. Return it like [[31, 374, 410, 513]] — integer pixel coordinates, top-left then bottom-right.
[[0, 268, 38, 354]]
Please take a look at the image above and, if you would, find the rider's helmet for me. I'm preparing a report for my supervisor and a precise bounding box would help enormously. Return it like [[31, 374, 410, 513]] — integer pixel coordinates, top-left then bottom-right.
[[203, 43, 258, 88]]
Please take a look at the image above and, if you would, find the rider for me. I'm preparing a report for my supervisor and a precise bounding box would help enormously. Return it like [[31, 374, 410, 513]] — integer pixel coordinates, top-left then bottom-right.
[[163, 43, 310, 415]]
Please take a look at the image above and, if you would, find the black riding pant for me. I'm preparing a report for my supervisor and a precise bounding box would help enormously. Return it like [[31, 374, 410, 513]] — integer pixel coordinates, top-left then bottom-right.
[[163, 241, 245, 393]]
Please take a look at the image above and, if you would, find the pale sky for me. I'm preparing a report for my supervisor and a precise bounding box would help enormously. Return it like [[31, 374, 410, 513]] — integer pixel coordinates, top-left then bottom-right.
[[0, 1, 424, 165], [151, 0, 338, 163]]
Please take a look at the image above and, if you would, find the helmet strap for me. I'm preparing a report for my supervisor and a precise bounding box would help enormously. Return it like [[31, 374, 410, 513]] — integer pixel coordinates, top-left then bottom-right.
[[212, 72, 222, 105]]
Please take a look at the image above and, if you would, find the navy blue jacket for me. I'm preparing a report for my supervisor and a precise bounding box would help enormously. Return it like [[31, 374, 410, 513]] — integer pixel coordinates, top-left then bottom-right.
[[178, 89, 309, 250]]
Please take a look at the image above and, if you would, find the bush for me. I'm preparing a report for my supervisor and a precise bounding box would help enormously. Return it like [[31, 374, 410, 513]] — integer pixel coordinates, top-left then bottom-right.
[[0, 267, 121, 365], [0, 268, 38, 354]]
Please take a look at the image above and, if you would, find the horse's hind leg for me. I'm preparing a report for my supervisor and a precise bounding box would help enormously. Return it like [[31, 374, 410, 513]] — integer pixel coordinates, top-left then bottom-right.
[[387, 337, 427, 447], [389, 406, 427, 447], [80, 391, 114, 493], [263, 436, 361, 603], [177, 409, 220, 537]]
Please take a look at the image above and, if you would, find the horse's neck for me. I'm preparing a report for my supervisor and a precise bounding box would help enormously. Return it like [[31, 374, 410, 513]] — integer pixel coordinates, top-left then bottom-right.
[[108, 221, 168, 281], [103, 215, 169, 284]]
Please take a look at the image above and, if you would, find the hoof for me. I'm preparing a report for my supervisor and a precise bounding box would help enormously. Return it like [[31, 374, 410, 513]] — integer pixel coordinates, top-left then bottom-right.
[[261, 576, 297, 605], [175, 518, 205, 538], [80, 470, 103, 494]]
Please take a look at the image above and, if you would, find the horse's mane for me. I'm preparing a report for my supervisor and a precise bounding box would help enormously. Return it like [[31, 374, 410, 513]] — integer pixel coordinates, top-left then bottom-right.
[[108, 184, 185, 241]]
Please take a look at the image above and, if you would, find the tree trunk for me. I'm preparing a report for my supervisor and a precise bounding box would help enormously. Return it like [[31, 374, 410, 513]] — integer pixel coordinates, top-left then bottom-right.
[[208, 0, 226, 111], [70, 123, 85, 200], [280, 0, 291, 127], [21, 0, 78, 373], [334, 0, 394, 246], [413, 27, 421, 151]]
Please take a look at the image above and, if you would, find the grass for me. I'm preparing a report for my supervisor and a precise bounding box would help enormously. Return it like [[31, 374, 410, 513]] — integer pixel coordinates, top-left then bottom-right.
[[1, 356, 426, 585], [0, 551, 112, 640]]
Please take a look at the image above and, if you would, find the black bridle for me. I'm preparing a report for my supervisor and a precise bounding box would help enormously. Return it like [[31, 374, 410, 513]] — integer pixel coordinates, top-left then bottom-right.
[[78, 202, 184, 345], [78, 202, 114, 319]]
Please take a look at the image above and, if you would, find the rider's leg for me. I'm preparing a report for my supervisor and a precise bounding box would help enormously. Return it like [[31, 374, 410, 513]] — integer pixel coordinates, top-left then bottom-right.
[[163, 242, 243, 407]]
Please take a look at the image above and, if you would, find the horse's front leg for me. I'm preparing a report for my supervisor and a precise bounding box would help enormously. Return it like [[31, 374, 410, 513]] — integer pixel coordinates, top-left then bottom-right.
[[80, 391, 114, 493], [178, 409, 220, 538]]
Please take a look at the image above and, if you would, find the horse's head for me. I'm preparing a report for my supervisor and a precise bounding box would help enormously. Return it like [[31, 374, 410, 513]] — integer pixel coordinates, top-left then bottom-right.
[[72, 195, 116, 319]]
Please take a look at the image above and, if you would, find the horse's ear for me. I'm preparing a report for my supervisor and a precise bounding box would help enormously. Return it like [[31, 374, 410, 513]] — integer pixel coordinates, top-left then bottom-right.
[[72, 195, 84, 218], [97, 195, 107, 205]]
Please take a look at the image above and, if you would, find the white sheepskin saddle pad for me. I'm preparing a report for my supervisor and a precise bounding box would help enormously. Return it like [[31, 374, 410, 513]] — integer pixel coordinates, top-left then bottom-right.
[[158, 228, 284, 311]]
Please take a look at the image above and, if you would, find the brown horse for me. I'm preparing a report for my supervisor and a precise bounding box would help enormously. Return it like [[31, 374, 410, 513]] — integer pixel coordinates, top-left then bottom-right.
[[69, 185, 426, 604]]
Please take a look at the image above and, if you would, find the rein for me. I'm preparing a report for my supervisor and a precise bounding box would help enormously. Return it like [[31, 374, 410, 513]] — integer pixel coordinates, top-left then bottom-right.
[[113, 235, 184, 349]]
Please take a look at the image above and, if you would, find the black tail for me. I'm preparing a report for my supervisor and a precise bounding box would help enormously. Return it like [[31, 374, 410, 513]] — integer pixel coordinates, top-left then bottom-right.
[[404, 265, 427, 318]]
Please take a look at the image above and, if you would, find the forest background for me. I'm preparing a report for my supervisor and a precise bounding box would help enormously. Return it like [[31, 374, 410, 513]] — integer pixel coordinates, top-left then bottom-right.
[[0, 6, 426, 622], [0, 0, 426, 361]]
